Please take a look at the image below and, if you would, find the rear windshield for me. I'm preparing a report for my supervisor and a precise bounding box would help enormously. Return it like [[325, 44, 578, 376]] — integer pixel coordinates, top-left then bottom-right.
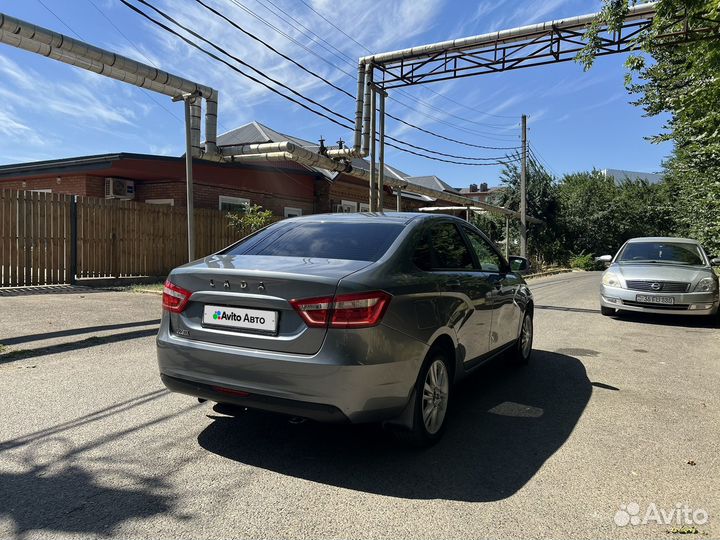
[[617, 241, 705, 266], [223, 221, 405, 261]]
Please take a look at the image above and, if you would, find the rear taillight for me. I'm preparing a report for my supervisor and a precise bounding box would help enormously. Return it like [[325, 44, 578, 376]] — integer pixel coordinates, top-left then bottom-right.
[[290, 291, 391, 329], [289, 296, 333, 328], [162, 280, 191, 313]]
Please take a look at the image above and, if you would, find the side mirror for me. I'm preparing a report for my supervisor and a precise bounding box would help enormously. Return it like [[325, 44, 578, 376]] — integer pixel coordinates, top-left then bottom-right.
[[710, 257, 720, 267], [595, 255, 613, 263], [508, 255, 531, 274]]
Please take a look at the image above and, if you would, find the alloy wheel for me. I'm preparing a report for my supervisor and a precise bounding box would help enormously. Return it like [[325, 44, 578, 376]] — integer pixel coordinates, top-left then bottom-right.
[[421, 359, 449, 435], [520, 314, 533, 359]]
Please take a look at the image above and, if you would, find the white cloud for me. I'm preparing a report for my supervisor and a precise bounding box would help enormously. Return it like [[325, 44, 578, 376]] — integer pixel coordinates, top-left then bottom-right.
[[0, 55, 140, 127], [0, 109, 46, 147]]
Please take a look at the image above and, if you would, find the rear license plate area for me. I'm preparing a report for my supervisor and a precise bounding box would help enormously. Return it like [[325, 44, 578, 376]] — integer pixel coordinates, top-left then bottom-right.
[[202, 305, 278, 334]]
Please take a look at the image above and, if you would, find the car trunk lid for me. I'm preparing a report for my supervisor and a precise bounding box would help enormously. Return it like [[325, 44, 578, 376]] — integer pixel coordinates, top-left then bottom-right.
[[168, 255, 371, 354]]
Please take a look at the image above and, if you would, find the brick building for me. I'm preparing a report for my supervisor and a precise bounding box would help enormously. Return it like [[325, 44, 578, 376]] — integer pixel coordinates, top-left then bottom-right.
[[0, 121, 457, 216]]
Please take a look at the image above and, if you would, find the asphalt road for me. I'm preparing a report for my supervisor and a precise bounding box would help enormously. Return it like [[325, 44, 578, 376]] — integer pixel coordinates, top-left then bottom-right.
[[1, 272, 718, 539]]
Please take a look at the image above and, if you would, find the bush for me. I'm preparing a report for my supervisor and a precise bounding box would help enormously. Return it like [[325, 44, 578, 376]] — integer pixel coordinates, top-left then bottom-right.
[[227, 203, 274, 234], [569, 253, 596, 271]]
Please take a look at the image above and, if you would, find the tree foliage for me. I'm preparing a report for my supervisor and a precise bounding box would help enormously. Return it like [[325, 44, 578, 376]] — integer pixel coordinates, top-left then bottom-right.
[[227, 203, 274, 234], [579, 0, 720, 255]]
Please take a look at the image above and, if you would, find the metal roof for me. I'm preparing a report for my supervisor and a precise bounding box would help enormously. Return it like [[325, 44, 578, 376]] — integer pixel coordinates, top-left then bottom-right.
[[405, 175, 460, 194]]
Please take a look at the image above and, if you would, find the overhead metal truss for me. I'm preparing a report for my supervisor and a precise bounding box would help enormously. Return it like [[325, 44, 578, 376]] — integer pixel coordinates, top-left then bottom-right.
[[364, 2, 720, 89]]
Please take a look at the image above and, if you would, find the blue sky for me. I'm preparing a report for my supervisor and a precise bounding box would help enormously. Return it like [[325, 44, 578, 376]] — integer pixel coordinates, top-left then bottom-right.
[[0, 0, 670, 188]]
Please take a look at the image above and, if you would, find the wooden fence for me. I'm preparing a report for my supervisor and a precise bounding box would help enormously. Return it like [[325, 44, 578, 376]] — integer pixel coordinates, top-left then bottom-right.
[[0, 189, 247, 287]]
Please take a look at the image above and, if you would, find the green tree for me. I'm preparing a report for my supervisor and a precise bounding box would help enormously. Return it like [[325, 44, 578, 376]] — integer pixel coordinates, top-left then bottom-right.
[[495, 154, 565, 266], [579, 0, 720, 254], [556, 170, 674, 257]]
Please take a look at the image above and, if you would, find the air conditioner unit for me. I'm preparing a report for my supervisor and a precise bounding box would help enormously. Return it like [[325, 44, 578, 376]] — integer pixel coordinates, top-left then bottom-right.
[[105, 178, 135, 200], [334, 204, 354, 213]]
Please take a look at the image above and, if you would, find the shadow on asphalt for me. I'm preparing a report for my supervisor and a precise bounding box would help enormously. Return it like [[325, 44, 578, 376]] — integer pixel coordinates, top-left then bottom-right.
[[0, 465, 172, 535], [2, 319, 160, 346], [0, 328, 159, 364], [0, 285, 105, 297], [535, 304, 601, 314], [197, 350, 591, 502]]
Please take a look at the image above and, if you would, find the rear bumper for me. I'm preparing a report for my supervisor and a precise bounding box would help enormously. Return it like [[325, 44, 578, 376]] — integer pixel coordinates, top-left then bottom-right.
[[600, 285, 719, 316], [161, 373, 350, 422], [156, 315, 428, 423]]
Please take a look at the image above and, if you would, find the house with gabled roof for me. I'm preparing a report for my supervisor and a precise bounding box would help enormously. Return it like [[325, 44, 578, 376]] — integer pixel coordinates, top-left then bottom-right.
[[0, 120, 457, 216]]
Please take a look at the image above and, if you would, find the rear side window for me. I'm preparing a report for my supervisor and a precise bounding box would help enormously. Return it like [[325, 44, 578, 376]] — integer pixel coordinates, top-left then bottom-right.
[[223, 222, 404, 262], [428, 222, 473, 270]]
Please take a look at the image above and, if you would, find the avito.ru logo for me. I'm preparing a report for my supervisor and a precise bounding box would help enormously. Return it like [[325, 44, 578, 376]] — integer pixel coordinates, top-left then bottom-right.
[[614, 502, 708, 527]]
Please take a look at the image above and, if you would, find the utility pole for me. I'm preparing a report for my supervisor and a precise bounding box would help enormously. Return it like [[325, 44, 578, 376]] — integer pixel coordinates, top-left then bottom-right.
[[520, 114, 527, 258], [173, 91, 201, 262]]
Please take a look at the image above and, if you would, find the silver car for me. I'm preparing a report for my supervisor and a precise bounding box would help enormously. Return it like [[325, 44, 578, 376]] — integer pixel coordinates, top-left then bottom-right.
[[599, 237, 720, 317], [157, 213, 534, 444]]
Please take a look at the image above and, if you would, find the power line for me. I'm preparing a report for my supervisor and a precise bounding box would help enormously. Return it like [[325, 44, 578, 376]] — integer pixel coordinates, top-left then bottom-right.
[[134, 0, 350, 124], [224, 0, 519, 137], [194, 0, 353, 100], [127, 0, 519, 162], [36, 0, 184, 127], [121, 0, 515, 167], [191, 0, 520, 149], [83, 0, 185, 125], [295, 0, 518, 121]]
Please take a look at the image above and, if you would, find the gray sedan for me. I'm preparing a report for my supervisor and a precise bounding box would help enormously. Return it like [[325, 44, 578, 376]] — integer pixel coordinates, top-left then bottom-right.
[[599, 237, 720, 317], [157, 213, 533, 445]]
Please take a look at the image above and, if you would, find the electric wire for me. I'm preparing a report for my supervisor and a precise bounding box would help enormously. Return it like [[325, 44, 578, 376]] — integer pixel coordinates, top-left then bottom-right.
[[223, 0, 520, 138], [36, 0, 183, 126], [121, 0, 517, 167], [188, 0, 521, 149], [296, 0, 518, 121], [195, 0, 518, 150]]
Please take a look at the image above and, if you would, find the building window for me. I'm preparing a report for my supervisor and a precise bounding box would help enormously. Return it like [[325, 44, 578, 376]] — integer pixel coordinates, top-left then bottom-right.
[[284, 207, 302, 218], [219, 195, 250, 212], [145, 198, 174, 206], [359, 203, 370, 212], [31, 189, 52, 193]]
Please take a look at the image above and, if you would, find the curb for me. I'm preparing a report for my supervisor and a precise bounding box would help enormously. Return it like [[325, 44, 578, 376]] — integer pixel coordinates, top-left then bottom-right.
[[525, 269, 574, 280]]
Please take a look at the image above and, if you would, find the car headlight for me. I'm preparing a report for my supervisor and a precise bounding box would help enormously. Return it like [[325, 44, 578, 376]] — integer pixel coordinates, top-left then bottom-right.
[[602, 271, 623, 288], [694, 277, 718, 292]]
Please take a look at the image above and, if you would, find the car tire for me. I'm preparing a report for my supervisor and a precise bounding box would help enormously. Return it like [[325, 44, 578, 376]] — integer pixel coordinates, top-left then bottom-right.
[[509, 310, 533, 365], [600, 306, 615, 316], [395, 352, 452, 447]]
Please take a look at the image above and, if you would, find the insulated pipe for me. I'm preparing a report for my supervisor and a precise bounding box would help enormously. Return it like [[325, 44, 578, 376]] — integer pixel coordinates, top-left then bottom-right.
[[205, 92, 218, 157], [224, 143, 543, 221], [361, 63, 373, 155], [353, 62, 365, 153], [190, 97, 203, 158], [359, 1, 658, 65], [0, 32, 184, 97], [0, 12, 219, 159], [325, 148, 364, 158], [221, 141, 304, 156], [0, 13, 215, 98], [378, 90, 386, 211], [369, 89, 377, 212], [231, 151, 367, 179]]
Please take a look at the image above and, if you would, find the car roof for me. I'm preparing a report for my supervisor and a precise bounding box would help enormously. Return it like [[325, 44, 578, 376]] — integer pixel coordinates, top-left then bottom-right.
[[283, 212, 462, 225], [626, 237, 700, 244]]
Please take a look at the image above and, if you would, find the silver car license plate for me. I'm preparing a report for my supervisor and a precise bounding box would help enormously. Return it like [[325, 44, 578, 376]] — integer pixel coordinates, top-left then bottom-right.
[[636, 295, 674, 305], [203, 305, 278, 333]]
